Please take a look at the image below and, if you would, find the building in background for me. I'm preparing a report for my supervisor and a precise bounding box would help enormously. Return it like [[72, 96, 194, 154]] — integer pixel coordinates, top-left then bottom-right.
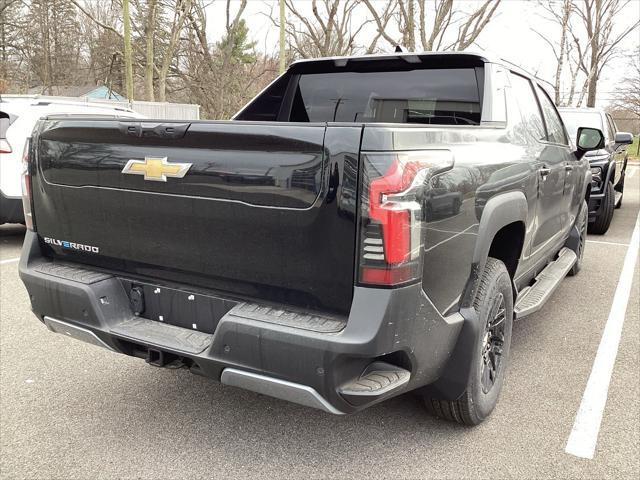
[[27, 85, 126, 101]]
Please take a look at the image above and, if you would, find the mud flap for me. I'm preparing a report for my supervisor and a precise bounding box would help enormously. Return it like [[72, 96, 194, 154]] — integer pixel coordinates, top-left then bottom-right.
[[420, 306, 480, 401]]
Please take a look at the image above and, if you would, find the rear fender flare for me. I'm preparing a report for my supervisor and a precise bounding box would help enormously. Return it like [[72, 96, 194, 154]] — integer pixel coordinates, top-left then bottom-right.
[[460, 191, 528, 308], [604, 160, 615, 186]]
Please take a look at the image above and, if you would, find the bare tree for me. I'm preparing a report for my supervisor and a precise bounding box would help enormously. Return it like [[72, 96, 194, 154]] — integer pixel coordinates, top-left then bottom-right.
[[122, 0, 134, 100], [279, 0, 285, 73], [157, 0, 194, 102], [534, 0, 575, 105], [144, 0, 157, 100], [572, 0, 639, 107], [275, 0, 378, 58], [611, 54, 640, 128], [365, 0, 501, 52]]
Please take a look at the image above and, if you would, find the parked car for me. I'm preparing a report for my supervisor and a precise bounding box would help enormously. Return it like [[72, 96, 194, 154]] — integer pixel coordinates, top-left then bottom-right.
[[19, 52, 604, 425], [559, 107, 633, 234], [0, 97, 143, 224]]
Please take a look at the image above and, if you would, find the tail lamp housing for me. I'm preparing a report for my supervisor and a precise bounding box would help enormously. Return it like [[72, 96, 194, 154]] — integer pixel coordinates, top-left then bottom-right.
[[358, 150, 453, 286], [21, 137, 35, 230]]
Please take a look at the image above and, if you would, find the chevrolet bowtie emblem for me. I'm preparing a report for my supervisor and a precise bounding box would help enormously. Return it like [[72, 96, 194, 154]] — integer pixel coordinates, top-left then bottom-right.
[[122, 157, 192, 182]]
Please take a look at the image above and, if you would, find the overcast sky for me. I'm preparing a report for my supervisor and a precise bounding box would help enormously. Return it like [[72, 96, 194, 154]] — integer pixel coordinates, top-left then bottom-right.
[[204, 0, 640, 107]]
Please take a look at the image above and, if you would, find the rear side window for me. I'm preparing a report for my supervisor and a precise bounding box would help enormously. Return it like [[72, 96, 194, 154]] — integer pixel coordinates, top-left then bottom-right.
[[510, 74, 545, 142], [234, 74, 290, 121], [535, 86, 568, 145], [289, 68, 482, 125], [606, 114, 616, 140]]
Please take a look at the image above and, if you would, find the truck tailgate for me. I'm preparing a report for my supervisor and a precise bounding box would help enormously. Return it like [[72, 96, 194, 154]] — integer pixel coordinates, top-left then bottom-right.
[[31, 119, 360, 313]]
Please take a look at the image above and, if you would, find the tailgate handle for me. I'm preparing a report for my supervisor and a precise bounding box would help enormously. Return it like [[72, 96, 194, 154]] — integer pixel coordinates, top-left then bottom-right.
[[119, 122, 190, 139], [141, 122, 190, 139]]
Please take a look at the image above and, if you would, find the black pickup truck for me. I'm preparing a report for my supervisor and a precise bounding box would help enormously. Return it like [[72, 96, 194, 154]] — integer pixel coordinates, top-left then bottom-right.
[[559, 107, 633, 234], [19, 53, 604, 425]]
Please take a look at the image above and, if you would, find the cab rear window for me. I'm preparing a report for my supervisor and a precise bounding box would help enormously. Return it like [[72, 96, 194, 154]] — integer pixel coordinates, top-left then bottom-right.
[[289, 68, 482, 125]]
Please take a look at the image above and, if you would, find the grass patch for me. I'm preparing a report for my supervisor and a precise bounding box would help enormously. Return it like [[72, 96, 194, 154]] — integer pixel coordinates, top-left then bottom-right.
[[627, 136, 640, 160]]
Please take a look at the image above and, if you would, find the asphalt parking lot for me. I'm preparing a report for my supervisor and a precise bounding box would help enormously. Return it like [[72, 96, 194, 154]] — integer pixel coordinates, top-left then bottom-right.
[[1, 167, 638, 479]]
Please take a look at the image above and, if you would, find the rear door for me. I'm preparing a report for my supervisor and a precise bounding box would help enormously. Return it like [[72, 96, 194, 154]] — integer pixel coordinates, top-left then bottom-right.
[[534, 85, 575, 227], [510, 74, 565, 254], [32, 119, 360, 314]]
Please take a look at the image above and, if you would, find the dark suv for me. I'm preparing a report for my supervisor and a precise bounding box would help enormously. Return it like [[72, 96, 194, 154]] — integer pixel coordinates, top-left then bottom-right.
[[559, 108, 633, 234]]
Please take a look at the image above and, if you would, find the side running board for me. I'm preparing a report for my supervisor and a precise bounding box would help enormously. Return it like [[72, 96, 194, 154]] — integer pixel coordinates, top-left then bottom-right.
[[515, 247, 577, 319]]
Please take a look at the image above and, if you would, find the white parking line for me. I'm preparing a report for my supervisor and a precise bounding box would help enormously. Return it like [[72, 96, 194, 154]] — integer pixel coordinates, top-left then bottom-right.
[[586, 239, 630, 247], [565, 212, 640, 459], [0, 257, 20, 265]]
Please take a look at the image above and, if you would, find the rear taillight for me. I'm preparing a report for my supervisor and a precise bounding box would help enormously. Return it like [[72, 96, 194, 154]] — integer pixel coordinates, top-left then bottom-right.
[[21, 138, 35, 230], [358, 150, 453, 286]]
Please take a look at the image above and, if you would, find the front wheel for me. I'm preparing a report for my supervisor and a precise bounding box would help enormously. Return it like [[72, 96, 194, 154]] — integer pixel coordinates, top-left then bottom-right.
[[424, 258, 513, 425], [589, 181, 615, 234], [615, 175, 624, 209], [568, 200, 588, 276]]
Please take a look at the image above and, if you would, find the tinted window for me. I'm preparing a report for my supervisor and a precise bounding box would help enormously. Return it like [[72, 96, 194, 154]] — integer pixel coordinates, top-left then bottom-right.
[[510, 74, 545, 142], [560, 111, 602, 143], [290, 68, 481, 125], [606, 114, 616, 140], [535, 86, 568, 144], [234, 74, 290, 121]]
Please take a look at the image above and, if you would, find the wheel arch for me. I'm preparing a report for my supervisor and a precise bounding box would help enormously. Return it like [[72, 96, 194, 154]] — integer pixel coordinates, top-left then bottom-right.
[[460, 191, 528, 309]]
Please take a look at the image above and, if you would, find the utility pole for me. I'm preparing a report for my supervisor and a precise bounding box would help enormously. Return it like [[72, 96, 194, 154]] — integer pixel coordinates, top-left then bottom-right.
[[279, 0, 285, 74], [122, 0, 134, 102]]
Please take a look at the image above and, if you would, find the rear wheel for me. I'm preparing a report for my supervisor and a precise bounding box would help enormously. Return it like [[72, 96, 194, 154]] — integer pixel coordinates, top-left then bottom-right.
[[588, 181, 614, 235], [424, 258, 513, 425]]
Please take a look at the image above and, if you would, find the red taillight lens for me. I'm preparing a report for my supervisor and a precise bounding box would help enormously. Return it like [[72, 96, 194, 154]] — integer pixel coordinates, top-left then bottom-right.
[[359, 150, 453, 286], [21, 138, 35, 230]]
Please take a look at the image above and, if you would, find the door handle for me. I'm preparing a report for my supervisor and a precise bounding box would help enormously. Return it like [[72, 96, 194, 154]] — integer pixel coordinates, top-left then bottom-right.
[[564, 165, 574, 172], [539, 167, 551, 176]]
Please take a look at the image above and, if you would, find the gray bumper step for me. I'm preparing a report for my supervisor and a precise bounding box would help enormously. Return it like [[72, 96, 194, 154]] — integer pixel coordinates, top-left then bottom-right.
[[227, 302, 346, 333], [515, 247, 577, 318], [34, 261, 113, 284], [110, 317, 213, 354], [338, 362, 410, 404]]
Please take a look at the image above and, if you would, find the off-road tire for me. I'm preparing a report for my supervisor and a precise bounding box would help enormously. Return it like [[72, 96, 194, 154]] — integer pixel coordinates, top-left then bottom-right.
[[424, 258, 513, 425], [568, 200, 588, 277], [589, 181, 614, 234]]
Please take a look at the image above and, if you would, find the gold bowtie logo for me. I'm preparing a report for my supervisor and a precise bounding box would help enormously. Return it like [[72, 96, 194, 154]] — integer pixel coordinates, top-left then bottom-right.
[[122, 157, 192, 182]]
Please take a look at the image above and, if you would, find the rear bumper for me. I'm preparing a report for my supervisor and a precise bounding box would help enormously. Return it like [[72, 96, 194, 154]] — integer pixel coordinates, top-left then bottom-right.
[[19, 231, 464, 414], [0, 191, 24, 224]]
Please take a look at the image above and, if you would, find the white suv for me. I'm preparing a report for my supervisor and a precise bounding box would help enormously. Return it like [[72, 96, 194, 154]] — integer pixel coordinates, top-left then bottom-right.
[[1, 98, 143, 224]]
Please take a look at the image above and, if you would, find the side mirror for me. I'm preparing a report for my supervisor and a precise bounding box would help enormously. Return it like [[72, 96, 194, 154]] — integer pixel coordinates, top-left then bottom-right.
[[576, 127, 604, 158], [614, 131, 633, 145]]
